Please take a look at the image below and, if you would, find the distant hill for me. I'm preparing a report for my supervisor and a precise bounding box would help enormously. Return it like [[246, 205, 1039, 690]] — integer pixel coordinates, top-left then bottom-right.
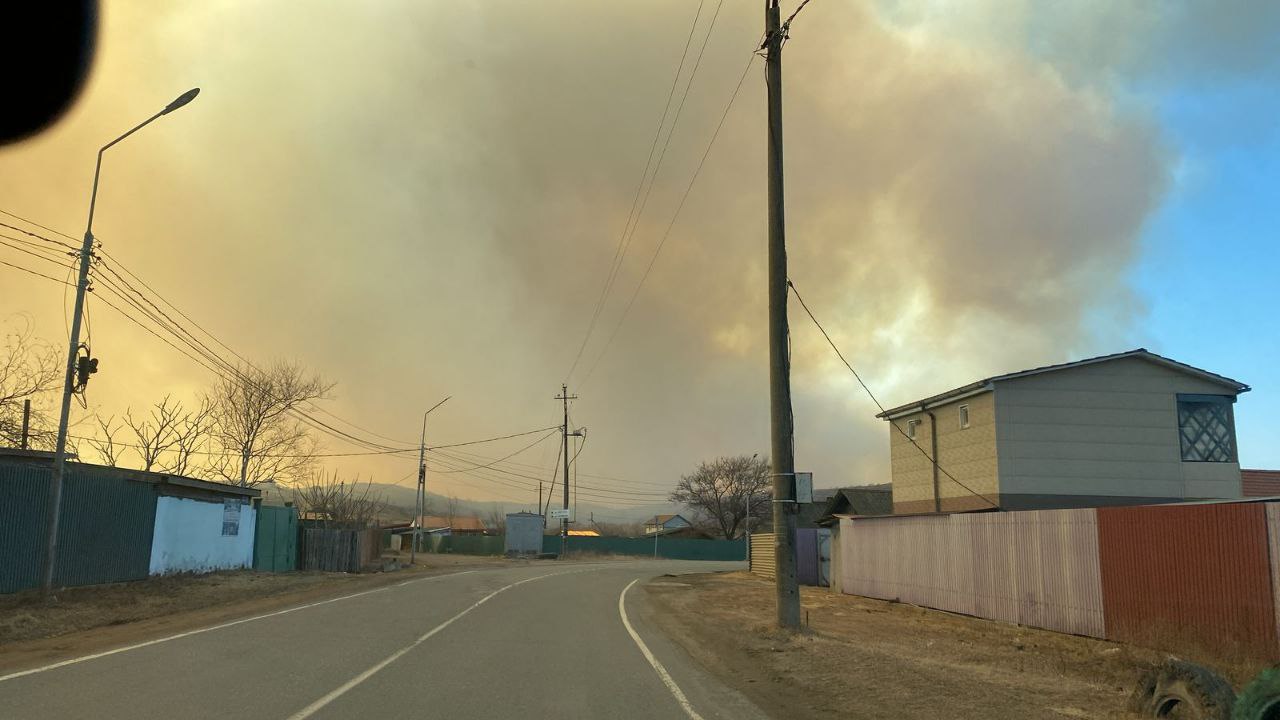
[[356, 482, 679, 526]]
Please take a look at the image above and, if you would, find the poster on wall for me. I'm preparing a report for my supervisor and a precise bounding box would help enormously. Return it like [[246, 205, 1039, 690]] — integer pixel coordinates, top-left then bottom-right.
[[222, 498, 241, 536]]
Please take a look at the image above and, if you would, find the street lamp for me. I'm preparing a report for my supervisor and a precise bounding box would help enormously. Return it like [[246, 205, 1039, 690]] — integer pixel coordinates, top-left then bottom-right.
[[41, 88, 200, 596], [411, 395, 451, 566]]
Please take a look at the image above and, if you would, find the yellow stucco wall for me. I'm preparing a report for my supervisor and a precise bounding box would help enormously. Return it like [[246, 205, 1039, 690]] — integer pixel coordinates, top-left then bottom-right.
[[889, 390, 999, 513]]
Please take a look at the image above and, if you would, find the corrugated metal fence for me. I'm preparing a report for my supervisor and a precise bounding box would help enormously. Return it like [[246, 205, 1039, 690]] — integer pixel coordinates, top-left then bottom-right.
[[0, 462, 157, 593], [751, 530, 831, 587], [835, 501, 1280, 661], [841, 510, 1103, 637], [749, 533, 776, 579], [1098, 503, 1277, 659], [548, 535, 746, 561]]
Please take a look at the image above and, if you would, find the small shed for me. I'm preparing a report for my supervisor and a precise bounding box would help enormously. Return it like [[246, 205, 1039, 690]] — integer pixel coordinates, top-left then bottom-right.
[[505, 512, 544, 556]]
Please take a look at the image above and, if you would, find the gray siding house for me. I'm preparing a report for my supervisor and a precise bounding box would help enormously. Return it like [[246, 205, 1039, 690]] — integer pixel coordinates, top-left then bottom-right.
[[877, 350, 1249, 514]]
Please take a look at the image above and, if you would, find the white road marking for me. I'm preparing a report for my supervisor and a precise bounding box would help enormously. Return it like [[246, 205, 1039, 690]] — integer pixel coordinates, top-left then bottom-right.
[[286, 568, 591, 720], [619, 578, 706, 720], [0, 569, 478, 684]]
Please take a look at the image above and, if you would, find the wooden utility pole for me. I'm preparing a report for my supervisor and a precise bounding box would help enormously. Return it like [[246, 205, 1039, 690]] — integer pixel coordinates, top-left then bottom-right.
[[555, 385, 579, 557], [765, 0, 800, 630], [411, 412, 427, 565]]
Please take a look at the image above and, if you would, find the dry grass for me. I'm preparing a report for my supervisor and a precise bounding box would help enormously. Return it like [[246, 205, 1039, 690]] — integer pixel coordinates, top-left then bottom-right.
[[645, 572, 1187, 719], [0, 571, 365, 645]]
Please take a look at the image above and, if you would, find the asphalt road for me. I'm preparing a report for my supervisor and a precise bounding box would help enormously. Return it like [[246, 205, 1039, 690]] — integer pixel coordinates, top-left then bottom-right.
[[0, 561, 771, 719]]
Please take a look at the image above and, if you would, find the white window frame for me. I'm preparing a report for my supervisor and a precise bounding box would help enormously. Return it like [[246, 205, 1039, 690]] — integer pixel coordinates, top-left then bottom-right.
[[958, 404, 970, 429], [906, 419, 919, 439]]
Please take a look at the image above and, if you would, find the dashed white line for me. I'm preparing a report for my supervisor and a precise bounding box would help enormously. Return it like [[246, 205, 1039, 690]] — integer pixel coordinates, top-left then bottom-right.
[[0, 569, 478, 684], [619, 578, 705, 720], [286, 568, 594, 720]]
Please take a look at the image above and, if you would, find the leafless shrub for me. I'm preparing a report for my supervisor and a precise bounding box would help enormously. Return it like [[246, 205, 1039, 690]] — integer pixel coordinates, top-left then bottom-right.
[[292, 470, 388, 528], [88, 415, 123, 467], [0, 316, 60, 450], [206, 360, 333, 486], [123, 395, 183, 472]]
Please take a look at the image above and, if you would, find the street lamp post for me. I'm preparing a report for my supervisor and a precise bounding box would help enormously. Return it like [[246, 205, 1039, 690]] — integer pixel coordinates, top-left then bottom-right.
[[411, 395, 451, 565], [41, 88, 200, 596]]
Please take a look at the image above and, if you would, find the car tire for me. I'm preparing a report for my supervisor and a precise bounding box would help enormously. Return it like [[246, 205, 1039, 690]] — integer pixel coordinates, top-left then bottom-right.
[[1129, 659, 1235, 719]]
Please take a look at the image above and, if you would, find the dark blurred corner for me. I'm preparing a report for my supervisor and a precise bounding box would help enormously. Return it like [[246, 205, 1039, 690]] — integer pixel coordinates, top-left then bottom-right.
[[1, 1, 98, 146]]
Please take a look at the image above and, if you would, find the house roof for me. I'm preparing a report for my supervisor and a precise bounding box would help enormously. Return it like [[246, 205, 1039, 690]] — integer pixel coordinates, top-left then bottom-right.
[[877, 349, 1250, 420], [567, 529, 600, 537], [417, 515, 488, 532], [814, 484, 892, 525], [646, 514, 683, 525]]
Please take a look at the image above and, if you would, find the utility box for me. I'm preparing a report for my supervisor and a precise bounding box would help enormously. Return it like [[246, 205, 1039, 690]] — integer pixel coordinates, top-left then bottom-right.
[[505, 512, 544, 557]]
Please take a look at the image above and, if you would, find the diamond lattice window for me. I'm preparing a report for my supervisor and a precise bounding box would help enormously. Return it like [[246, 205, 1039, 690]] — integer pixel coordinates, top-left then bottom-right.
[[1177, 395, 1237, 463]]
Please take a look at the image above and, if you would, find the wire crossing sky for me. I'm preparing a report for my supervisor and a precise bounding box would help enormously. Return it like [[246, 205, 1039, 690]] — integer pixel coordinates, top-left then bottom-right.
[[0, 0, 1276, 509]]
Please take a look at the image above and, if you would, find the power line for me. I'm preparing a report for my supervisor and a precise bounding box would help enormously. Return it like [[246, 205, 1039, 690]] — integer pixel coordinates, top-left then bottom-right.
[[581, 51, 758, 386], [0, 210, 414, 454], [428, 450, 660, 506], [429, 446, 668, 499], [0, 209, 78, 242], [565, 0, 709, 382], [0, 210, 633, 487], [0, 258, 73, 286], [786, 279, 999, 509], [574, 0, 732, 387], [427, 426, 561, 450], [431, 430, 558, 473], [0, 224, 533, 460]]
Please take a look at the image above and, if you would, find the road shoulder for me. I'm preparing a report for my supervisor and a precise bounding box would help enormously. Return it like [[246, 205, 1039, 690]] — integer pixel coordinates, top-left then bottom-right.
[[0, 557, 509, 675], [643, 571, 1159, 720]]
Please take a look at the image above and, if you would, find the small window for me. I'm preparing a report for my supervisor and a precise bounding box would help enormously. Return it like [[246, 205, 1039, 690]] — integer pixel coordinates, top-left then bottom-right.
[[1178, 394, 1237, 462], [906, 419, 919, 439], [958, 404, 970, 429]]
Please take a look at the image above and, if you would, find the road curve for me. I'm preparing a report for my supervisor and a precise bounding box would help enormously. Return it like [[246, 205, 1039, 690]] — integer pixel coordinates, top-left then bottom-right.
[[1, 561, 770, 720]]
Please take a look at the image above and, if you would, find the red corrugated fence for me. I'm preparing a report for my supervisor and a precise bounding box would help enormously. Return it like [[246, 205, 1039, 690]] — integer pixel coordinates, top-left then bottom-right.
[[1097, 503, 1277, 659], [836, 500, 1280, 662]]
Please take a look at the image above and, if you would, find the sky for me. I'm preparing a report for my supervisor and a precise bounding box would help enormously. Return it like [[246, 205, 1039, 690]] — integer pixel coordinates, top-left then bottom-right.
[[0, 1, 1276, 515]]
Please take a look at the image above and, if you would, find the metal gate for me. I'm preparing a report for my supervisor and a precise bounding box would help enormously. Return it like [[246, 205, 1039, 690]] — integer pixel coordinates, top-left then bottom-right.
[[253, 505, 298, 572], [817, 528, 831, 587]]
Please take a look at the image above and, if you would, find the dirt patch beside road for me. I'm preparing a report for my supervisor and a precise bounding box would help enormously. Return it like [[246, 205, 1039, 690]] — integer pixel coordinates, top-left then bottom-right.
[[645, 572, 1170, 719], [0, 555, 511, 674]]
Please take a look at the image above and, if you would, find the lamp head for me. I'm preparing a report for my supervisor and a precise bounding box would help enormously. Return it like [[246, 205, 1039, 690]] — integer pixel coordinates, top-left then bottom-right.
[[162, 88, 200, 115]]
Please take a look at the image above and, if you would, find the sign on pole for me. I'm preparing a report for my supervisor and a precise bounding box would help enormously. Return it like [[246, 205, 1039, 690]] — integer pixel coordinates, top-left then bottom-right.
[[795, 472, 814, 504], [549, 508, 571, 520]]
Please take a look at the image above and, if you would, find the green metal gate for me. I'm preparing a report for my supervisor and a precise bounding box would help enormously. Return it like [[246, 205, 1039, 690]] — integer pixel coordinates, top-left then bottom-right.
[[253, 505, 298, 572]]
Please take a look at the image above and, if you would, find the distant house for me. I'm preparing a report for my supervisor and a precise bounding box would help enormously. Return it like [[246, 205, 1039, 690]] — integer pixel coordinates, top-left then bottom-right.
[[644, 514, 692, 535], [877, 349, 1250, 514], [566, 529, 600, 537], [416, 515, 489, 535], [810, 484, 892, 526]]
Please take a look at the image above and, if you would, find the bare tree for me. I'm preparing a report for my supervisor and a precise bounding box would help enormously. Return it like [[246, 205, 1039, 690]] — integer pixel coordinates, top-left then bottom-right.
[[88, 415, 124, 467], [165, 397, 213, 477], [206, 360, 333, 486], [594, 520, 644, 537], [670, 455, 772, 539], [0, 317, 60, 449], [123, 396, 183, 472], [446, 495, 459, 526], [485, 504, 506, 534], [292, 470, 388, 528]]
